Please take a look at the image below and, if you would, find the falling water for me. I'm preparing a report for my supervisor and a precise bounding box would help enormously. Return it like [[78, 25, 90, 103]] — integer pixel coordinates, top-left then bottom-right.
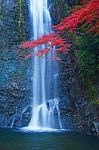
[[28, 0, 62, 130]]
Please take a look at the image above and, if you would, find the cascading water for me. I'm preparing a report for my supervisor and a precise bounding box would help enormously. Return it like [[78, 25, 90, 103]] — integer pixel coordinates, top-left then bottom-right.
[[28, 0, 62, 130]]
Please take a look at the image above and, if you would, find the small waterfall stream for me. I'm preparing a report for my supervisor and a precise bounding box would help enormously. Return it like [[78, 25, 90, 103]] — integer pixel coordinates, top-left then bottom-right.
[[27, 0, 62, 130]]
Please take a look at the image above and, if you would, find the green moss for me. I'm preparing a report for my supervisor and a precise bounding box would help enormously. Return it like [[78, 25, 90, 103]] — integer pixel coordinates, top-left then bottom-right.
[[86, 80, 99, 108], [13, 0, 26, 44]]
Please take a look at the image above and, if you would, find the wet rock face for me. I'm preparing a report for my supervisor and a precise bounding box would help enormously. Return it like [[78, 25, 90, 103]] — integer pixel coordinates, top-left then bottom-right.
[[0, 47, 33, 127], [0, 87, 32, 127], [0, 0, 32, 127], [57, 52, 97, 134]]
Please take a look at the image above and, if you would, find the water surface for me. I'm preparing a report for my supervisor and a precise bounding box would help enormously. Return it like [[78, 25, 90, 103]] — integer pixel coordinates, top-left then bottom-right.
[[0, 128, 99, 150]]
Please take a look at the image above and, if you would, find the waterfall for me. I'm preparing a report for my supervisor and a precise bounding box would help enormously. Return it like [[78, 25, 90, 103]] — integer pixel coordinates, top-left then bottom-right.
[[28, 0, 62, 130]]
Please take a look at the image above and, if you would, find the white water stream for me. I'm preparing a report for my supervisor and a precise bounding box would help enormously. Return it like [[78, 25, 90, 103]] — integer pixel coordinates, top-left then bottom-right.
[[27, 0, 62, 130]]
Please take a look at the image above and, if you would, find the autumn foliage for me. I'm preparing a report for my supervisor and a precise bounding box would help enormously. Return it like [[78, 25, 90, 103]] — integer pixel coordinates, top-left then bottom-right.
[[53, 0, 99, 34], [20, 33, 71, 60], [25, 48, 50, 58], [20, 0, 99, 60]]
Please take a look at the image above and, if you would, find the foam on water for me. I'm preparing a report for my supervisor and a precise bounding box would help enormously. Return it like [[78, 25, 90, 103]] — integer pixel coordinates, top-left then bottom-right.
[[20, 127, 69, 133]]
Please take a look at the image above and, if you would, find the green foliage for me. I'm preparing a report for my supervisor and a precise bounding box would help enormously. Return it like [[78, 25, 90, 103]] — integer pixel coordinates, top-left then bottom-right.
[[75, 49, 96, 76], [51, 0, 71, 24], [87, 81, 97, 102], [73, 33, 99, 106], [86, 80, 99, 108], [75, 34, 99, 78]]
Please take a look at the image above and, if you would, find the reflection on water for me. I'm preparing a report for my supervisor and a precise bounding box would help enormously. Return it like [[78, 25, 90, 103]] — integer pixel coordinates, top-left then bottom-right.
[[0, 128, 99, 150]]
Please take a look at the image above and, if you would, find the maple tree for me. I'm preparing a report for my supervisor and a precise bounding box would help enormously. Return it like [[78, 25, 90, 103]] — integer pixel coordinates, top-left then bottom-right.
[[20, 0, 99, 61], [20, 33, 71, 60], [53, 0, 99, 34]]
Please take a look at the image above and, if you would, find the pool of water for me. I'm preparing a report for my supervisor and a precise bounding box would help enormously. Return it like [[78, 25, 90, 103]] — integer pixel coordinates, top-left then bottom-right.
[[0, 128, 99, 150]]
